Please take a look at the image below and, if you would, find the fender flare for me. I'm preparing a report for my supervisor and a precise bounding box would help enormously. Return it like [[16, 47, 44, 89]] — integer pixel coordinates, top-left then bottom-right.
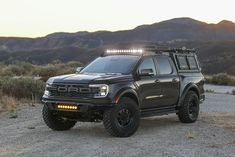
[[178, 83, 200, 106], [113, 87, 140, 106]]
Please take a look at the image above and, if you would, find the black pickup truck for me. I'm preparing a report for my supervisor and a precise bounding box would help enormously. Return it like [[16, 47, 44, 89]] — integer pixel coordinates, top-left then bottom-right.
[[42, 46, 205, 137]]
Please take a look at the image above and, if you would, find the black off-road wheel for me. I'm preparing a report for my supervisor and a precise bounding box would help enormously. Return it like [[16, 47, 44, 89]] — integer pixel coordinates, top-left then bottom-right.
[[103, 97, 140, 137], [42, 105, 76, 131], [178, 91, 199, 123]]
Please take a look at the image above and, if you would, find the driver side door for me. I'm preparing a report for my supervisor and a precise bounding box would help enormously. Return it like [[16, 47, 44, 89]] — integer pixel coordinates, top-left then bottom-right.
[[136, 57, 163, 109]]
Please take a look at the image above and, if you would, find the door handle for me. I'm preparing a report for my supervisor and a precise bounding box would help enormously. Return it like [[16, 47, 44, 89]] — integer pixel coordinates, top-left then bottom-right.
[[155, 79, 160, 83]]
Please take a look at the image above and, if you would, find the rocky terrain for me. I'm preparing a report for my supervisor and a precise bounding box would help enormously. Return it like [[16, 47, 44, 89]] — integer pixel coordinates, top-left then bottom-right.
[[0, 93, 234, 157]]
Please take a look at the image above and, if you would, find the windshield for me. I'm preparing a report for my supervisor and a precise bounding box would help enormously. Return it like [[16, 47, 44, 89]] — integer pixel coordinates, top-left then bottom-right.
[[81, 55, 140, 74]]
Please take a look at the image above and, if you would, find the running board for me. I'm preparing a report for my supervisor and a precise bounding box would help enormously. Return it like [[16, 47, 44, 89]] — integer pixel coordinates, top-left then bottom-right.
[[140, 106, 177, 117]]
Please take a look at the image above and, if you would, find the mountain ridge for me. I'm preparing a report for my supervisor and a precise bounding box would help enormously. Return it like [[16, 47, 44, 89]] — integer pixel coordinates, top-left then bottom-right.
[[1, 18, 235, 52], [1, 17, 235, 75]]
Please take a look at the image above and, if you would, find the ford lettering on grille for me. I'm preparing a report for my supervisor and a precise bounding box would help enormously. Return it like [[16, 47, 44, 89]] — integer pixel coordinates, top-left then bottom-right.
[[47, 84, 92, 97], [57, 86, 90, 93]]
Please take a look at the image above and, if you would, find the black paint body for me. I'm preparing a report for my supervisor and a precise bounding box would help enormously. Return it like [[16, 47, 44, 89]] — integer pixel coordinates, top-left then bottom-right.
[[42, 52, 205, 121]]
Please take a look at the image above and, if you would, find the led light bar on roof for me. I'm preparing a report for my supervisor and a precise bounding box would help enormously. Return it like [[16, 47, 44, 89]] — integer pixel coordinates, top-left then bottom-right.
[[106, 49, 143, 54]]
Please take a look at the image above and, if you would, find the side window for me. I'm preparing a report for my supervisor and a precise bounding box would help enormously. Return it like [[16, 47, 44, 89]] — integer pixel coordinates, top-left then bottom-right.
[[187, 56, 198, 70], [176, 56, 189, 70], [138, 57, 156, 75], [155, 56, 173, 75]]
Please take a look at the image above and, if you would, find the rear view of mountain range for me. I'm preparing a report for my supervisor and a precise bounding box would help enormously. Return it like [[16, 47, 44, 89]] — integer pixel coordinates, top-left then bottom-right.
[[0, 17, 235, 74]]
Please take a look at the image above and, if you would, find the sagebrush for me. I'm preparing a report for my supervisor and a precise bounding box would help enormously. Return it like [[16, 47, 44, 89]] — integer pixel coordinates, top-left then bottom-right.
[[0, 77, 45, 100], [205, 73, 235, 86]]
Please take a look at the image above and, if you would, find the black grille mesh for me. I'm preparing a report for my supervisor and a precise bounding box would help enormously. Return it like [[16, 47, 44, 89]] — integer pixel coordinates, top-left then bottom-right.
[[47, 84, 99, 98]]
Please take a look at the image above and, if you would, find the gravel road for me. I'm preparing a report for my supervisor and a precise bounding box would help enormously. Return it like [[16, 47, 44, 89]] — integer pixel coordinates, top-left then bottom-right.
[[0, 93, 235, 157]]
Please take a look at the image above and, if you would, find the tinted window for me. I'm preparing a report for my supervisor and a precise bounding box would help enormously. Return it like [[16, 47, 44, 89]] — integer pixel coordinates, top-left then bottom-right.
[[155, 57, 172, 75], [187, 56, 198, 70], [176, 56, 189, 70], [139, 57, 156, 75], [81, 55, 140, 74]]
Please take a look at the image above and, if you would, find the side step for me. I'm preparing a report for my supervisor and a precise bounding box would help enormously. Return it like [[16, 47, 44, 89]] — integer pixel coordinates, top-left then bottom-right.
[[140, 106, 177, 117]]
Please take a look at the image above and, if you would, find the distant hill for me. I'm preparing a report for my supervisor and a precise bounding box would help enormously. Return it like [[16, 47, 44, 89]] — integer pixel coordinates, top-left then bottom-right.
[[0, 17, 235, 74]]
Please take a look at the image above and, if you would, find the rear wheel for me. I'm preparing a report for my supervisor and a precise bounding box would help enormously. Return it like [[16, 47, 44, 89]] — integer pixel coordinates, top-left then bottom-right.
[[103, 97, 140, 137], [178, 91, 199, 123], [42, 105, 76, 131]]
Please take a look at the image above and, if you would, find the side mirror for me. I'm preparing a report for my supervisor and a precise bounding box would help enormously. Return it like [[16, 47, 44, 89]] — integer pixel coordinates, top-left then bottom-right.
[[139, 69, 154, 76], [76, 67, 84, 73]]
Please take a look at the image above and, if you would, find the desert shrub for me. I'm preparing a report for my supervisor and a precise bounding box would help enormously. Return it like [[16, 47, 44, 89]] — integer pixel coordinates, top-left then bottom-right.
[[206, 73, 235, 86], [3, 65, 25, 76], [17, 62, 34, 74], [32, 65, 60, 81], [1, 66, 18, 76], [0, 77, 45, 100], [59, 61, 83, 74], [32, 62, 82, 81], [66, 61, 83, 68], [0, 61, 83, 79], [0, 63, 34, 76], [0, 77, 5, 88], [11, 65, 24, 75]]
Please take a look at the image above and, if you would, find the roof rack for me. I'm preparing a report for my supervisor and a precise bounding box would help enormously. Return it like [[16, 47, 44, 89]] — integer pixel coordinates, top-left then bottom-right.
[[143, 45, 196, 54], [103, 45, 196, 56]]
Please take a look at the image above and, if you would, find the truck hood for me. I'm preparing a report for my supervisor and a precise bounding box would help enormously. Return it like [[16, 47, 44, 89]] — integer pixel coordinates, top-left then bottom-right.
[[47, 73, 133, 84]]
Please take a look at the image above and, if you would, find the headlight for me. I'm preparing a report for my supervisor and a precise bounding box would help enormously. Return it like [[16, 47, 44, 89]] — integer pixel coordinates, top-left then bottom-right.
[[44, 83, 52, 96], [89, 84, 109, 98], [44, 90, 50, 96]]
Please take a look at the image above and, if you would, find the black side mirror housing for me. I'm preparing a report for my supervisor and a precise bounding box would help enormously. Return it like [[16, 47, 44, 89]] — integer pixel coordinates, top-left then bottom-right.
[[76, 67, 84, 73]]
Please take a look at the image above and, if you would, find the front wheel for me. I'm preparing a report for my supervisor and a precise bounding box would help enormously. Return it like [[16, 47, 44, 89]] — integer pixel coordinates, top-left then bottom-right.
[[178, 91, 199, 123], [103, 97, 140, 137], [42, 105, 76, 131]]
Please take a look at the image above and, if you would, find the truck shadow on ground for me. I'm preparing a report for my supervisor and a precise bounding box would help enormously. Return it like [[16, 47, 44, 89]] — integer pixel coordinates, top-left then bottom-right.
[[55, 116, 186, 137], [139, 116, 182, 130]]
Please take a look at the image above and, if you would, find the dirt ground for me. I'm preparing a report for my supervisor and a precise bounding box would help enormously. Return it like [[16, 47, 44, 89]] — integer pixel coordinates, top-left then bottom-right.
[[203, 113, 235, 131], [0, 93, 235, 157]]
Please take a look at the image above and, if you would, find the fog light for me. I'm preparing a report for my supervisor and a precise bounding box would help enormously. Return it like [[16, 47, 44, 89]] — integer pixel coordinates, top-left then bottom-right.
[[57, 104, 78, 110]]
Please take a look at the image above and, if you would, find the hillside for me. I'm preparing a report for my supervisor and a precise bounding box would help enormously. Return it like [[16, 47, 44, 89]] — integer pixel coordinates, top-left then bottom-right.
[[0, 18, 235, 74]]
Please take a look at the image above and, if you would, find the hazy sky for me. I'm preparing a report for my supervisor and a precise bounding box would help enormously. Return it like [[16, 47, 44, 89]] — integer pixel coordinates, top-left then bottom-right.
[[0, 0, 234, 37]]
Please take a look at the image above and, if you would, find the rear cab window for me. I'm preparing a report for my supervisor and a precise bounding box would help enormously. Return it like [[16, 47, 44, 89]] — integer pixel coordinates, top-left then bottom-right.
[[175, 54, 200, 72], [187, 56, 198, 70], [176, 56, 189, 70]]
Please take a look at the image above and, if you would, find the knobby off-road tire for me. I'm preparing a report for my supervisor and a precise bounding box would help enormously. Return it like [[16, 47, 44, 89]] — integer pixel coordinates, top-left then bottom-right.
[[178, 91, 199, 123], [103, 97, 140, 137], [42, 105, 76, 131]]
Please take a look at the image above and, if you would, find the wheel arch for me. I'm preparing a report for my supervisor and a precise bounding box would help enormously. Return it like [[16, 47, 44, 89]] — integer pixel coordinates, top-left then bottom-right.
[[178, 83, 200, 106], [114, 88, 140, 106]]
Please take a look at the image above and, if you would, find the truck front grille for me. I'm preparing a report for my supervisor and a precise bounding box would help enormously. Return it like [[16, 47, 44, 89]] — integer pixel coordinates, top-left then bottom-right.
[[47, 84, 97, 98], [49, 91, 93, 98]]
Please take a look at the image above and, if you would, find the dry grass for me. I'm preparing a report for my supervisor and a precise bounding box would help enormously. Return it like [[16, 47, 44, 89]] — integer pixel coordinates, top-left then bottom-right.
[[0, 96, 18, 113]]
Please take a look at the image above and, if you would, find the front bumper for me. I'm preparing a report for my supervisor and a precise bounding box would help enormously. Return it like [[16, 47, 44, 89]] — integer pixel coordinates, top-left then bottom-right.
[[42, 96, 115, 112]]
